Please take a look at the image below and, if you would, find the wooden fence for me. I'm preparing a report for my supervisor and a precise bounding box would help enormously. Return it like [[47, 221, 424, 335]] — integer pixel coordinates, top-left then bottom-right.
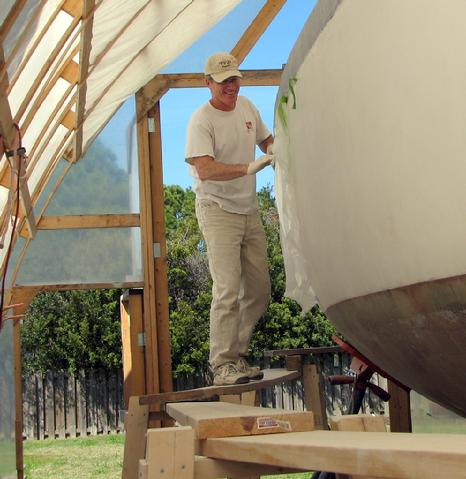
[[22, 352, 387, 440], [22, 369, 125, 440]]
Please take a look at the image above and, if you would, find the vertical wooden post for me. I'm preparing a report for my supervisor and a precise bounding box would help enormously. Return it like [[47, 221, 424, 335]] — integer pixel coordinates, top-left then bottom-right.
[[388, 380, 412, 432], [302, 362, 328, 430], [120, 290, 146, 408], [147, 103, 172, 394], [122, 396, 149, 479], [14, 318, 24, 479], [136, 101, 160, 397], [136, 95, 172, 398]]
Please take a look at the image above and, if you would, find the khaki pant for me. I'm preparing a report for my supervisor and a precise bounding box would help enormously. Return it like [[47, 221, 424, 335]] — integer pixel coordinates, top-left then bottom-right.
[[196, 199, 271, 370]]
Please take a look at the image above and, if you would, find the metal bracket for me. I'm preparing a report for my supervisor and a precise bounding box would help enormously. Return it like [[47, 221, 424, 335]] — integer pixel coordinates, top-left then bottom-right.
[[138, 332, 146, 347], [153, 243, 161, 258], [147, 117, 155, 133]]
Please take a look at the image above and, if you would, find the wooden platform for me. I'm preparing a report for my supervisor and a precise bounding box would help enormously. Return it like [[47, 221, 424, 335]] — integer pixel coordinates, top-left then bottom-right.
[[201, 429, 466, 479], [166, 401, 314, 439], [139, 368, 300, 406], [136, 399, 466, 479]]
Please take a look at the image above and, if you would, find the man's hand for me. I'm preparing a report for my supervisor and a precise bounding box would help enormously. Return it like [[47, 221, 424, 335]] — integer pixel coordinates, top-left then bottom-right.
[[247, 155, 274, 175]]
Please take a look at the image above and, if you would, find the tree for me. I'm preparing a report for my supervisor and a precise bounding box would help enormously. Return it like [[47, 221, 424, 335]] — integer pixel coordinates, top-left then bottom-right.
[[21, 289, 122, 373]]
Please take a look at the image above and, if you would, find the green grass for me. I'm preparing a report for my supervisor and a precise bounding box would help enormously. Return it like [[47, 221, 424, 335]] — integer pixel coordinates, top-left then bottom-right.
[[24, 435, 125, 479], [23, 434, 310, 479]]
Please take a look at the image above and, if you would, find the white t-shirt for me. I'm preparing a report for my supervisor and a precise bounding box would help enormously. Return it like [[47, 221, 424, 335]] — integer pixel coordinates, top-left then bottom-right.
[[185, 95, 271, 214]]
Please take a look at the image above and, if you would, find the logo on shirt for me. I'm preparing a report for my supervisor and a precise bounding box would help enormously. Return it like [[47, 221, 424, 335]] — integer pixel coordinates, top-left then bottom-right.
[[245, 121, 253, 132]]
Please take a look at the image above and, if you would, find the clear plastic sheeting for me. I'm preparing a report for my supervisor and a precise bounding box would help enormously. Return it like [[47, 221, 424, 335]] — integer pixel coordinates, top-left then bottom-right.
[[15, 228, 142, 286], [45, 99, 138, 216], [0, 319, 15, 479]]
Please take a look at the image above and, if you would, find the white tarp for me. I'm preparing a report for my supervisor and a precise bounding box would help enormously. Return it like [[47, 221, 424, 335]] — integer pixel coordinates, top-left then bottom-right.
[[275, 0, 466, 311]]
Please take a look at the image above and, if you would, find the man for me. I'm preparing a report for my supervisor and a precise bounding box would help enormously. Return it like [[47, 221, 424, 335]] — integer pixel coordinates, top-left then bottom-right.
[[185, 52, 275, 386]]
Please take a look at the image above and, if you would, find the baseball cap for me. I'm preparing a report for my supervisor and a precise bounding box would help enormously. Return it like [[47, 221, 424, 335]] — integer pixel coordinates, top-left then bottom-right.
[[204, 52, 243, 83]]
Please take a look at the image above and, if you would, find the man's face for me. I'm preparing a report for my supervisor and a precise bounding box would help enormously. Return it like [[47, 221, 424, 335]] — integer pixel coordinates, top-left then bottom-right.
[[207, 76, 241, 111]]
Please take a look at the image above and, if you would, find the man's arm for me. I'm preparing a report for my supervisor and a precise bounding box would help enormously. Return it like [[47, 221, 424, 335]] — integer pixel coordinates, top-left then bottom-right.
[[188, 155, 248, 181], [258, 134, 274, 154]]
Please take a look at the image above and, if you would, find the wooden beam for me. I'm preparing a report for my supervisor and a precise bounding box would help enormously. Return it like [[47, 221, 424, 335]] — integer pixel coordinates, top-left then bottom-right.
[[62, 0, 82, 18], [193, 457, 303, 479], [231, 0, 287, 63], [147, 103, 172, 394], [0, 46, 17, 148], [144, 427, 194, 479], [37, 214, 140, 230], [0, 46, 36, 239], [122, 396, 149, 479], [60, 109, 76, 130], [388, 380, 412, 433], [137, 69, 282, 121], [201, 430, 466, 479], [61, 59, 79, 84], [73, 0, 95, 162], [139, 369, 300, 406], [136, 100, 160, 397], [120, 290, 146, 409], [14, 316, 24, 479], [11, 282, 144, 299], [166, 401, 314, 439], [18, 170, 37, 238], [303, 363, 328, 431]]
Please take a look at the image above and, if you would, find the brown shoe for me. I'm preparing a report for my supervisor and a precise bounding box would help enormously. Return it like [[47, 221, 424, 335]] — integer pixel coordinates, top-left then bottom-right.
[[237, 357, 264, 380], [213, 362, 250, 385]]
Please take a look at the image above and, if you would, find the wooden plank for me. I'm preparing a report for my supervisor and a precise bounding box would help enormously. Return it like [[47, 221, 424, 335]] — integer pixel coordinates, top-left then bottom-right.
[[13, 316, 24, 478], [120, 290, 146, 409], [0, 46, 17, 147], [166, 402, 314, 439], [37, 214, 140, 230], [73, 0, 95, 162], [330, 415, 387, 479], [136, 107, 160, 397], [388, 380, 412, 433], [148, 428, 194, 477], [54, 372, 66, 438], [62, 0, 82, 18], [303, 363, 328, 430], [147, 103, 172, 394], [76, 370, 87, 437], [12, 283, 143, 298], [137, 70, 282, 122], [138, 459, 148, 479], [194, 456, 303, 479], [201, 430, 466, 479], [122, 396, 149, 479], [65, 372, 77, 438], [231, 0, 286, 63], [145, 426, 194, 479], [330, 414, 386, 433], [60, 59, 79, 84], [264, 346, 342, 357], [140, 369, 300, 406]]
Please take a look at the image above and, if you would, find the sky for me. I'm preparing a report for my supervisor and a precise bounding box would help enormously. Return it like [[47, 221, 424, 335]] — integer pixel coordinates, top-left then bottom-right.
[[100, 0, 317, 192]]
